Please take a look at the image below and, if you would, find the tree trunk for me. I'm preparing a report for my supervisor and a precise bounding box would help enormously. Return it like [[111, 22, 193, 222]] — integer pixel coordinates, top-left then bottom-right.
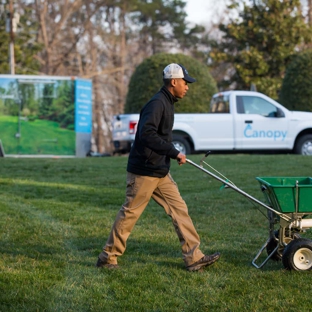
[[308, 0, 312, 26]]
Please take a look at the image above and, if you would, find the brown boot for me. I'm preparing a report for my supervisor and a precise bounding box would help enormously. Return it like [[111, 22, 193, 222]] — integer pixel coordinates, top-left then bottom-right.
[[186, 252, 220, 272], [96, 257, 119, 269]]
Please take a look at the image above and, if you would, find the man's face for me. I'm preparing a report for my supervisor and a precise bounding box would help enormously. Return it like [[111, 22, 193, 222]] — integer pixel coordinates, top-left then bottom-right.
[[172, 78, 189, 99]]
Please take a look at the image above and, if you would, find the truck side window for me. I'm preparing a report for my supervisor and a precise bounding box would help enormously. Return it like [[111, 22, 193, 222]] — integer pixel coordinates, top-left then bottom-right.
[[210, 95, 230, 113], [236, 96, 278, 117]]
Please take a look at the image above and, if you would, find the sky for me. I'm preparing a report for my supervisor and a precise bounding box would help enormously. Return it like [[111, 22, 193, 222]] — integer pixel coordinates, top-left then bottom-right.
[[185, 0, 227, 26], [185, 0, 309, 26]]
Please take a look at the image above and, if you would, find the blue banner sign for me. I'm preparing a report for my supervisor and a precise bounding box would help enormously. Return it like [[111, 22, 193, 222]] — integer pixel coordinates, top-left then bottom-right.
[[75, 79, 92, 133]]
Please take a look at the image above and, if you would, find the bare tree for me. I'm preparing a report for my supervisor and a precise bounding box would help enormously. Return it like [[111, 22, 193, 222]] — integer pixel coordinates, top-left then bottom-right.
[[308, 0, 312, 25], [34, 0, 87, 75], [25, 0, 198, 154]]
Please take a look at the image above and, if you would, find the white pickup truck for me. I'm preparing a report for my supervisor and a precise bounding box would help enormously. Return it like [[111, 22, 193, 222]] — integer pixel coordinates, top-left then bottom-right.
[[112, 90, 312, 155]]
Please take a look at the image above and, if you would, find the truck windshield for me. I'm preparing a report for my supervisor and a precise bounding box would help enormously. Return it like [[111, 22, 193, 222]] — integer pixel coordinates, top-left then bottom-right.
[[210, 94, 230, 113]]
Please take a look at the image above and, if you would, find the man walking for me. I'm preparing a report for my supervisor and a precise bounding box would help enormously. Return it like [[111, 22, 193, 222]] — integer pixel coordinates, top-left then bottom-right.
[[96, 63, 220, 271]]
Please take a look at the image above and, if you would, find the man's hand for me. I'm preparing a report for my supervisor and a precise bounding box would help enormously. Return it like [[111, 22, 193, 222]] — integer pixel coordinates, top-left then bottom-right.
[[176, 152, 186, 165]]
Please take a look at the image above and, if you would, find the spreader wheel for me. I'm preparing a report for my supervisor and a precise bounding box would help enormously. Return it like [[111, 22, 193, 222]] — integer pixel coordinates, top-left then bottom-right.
[[282, 238, 312, 271]]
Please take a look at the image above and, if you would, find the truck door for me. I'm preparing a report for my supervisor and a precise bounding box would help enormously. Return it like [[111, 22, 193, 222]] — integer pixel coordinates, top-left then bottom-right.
[[234, 95, 289, 149], [194, 93, 234, 150]]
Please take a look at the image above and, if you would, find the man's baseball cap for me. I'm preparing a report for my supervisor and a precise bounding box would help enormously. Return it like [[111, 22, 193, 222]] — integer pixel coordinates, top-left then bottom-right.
[[163, 63, 196, 83]]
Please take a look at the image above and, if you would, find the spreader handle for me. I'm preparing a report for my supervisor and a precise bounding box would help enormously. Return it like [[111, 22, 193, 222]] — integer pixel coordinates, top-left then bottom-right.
[[185, 158, 291, 222]]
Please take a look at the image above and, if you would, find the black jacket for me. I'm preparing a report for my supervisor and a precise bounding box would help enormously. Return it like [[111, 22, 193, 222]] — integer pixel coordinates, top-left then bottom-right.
[[127, 86, 180, 177]]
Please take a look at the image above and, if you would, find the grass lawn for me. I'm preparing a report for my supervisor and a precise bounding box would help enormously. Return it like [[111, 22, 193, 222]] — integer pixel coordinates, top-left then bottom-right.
[[0, 115, 75, 155], [0, 154, 312, 311]]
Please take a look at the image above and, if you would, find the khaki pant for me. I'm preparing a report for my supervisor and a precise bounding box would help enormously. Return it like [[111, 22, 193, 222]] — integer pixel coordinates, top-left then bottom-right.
[[100, 172, 205, 267]]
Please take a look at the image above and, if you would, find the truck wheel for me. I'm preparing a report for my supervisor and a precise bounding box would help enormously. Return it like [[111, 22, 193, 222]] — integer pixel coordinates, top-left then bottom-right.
[[172, 135, 191, 154], [294, 134, 312, 155], [282, 238, 312, 271]]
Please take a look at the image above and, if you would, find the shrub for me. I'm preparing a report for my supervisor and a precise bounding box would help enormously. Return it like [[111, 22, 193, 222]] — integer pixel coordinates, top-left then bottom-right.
[[279, 51, 312, 112], [125, 53, 218, 113]]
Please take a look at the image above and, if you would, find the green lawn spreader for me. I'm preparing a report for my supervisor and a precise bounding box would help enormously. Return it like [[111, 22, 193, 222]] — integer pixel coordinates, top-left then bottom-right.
[[187, 154, 312, 271]]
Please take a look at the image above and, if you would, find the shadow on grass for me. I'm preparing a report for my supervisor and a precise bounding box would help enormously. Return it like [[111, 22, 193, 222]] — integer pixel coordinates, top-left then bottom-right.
[[79, 236, 258, 271], [0, 231, 286, 273]]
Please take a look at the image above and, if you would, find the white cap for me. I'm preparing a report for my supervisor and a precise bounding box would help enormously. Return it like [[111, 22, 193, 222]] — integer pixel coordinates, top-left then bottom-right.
[[163, 63, 196, 83]]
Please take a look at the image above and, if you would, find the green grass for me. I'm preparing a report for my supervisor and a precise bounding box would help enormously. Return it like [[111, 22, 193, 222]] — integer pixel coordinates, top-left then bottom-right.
[[0, 154, 312, 311], [0, 115, 75, 155]]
